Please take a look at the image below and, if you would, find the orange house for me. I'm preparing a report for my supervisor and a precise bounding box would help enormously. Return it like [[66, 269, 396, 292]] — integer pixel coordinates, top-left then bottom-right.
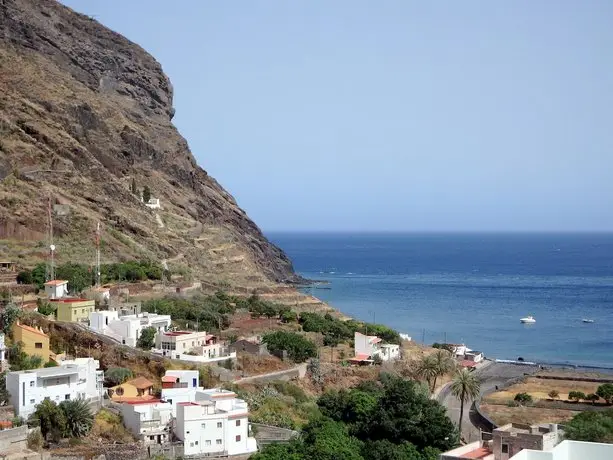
[[12, 322, 50, 364]]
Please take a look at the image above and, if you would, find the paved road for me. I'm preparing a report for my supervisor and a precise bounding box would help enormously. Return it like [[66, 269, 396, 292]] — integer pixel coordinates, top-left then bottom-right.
[[438, 361, 539, 441]]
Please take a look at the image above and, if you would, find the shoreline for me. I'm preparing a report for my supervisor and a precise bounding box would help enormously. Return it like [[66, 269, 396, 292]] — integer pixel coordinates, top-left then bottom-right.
[[293, 284, 613, 374]]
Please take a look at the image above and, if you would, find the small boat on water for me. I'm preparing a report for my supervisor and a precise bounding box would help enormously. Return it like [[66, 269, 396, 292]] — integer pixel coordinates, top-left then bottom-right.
[[520, 316, 536, 324], [582, 319, 595, 323]]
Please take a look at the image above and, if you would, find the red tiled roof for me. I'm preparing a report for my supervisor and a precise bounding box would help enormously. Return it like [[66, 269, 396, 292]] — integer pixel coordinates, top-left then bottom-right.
[[461, 447, 493, 459], [163, 331, 192, 336], [14, 323, 48, 338], [161, 375, 176, 383], [44, 280, 68, 286], [178, 402, 199, 406], [123, 398, 162, 405], [349, 353, 371, 362], [126, 376, 154, 389], [460, 360, 478, 368], [49, 298, 92, 303], [0, 421, 12, 428]]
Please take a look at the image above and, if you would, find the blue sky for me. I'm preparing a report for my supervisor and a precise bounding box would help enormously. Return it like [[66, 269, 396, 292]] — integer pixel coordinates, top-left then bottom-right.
[[61, 1, 612, 232]]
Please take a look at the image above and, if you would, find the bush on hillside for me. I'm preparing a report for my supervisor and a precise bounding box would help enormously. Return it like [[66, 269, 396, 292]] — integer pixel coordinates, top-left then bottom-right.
[[262, 331, 317, 363]]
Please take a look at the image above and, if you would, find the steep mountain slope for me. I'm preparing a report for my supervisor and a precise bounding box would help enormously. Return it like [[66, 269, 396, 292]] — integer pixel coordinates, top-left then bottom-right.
[[0, 0, 299, 286]]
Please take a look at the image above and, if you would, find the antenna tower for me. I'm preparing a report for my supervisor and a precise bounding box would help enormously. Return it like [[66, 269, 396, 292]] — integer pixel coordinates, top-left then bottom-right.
[[95, 222, 101, 287], [46, 196, 56, 281]]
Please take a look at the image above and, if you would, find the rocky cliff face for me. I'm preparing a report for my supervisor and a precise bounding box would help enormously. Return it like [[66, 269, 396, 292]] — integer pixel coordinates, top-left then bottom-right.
[[0, 0, 299, 286]]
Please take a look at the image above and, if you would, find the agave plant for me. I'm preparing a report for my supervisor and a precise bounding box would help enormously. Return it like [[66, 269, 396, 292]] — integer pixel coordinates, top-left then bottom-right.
[[59, 398, 94, 438]]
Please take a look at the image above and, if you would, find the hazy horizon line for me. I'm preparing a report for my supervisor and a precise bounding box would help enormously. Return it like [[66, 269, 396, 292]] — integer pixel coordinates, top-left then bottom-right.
[[264, 229, 613, 235]]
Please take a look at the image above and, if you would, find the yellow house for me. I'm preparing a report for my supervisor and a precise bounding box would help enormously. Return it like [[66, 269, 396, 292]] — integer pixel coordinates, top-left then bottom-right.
[[109, 376, 155, 402], [50, 298, 95, 322], [12, 322, 50, 364]]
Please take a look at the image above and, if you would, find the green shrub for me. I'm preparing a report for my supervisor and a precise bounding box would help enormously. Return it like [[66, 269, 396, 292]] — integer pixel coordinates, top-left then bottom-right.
[[514, 392, 533, 405], [262, 331, 317, 363]]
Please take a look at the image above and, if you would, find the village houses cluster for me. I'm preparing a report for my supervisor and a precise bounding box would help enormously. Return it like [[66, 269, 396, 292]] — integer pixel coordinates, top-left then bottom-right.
[[1, 277, 259, 456]]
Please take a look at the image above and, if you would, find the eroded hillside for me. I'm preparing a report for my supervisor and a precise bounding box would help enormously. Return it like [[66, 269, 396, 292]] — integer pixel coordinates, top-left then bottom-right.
[[0, 0, 299, 287]]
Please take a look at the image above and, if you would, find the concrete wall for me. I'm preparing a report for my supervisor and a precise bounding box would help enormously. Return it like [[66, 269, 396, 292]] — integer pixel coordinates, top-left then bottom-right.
[[0, 425, 29, 452]]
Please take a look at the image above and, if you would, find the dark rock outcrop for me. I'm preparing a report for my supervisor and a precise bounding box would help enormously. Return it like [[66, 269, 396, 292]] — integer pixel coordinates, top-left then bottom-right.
[[0, 0, 299, 285]]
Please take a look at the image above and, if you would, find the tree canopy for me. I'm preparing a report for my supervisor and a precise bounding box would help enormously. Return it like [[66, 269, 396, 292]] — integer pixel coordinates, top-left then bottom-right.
[[565, 409, 613, 443], [136, 327, 156, 350], [256, 375, 456, 459], [262, 331, 317, 363]]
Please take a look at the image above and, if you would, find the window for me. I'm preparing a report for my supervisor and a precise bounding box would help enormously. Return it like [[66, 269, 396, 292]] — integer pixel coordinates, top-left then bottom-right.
[[217, 422, 222, 428], [216, 439, 222, 445], [65, 394, 70, 400], [190, 442, 194, 447], [205, 440, 211, 446], [29, 381, 35, 387], [167, 399, 172, 404], [236, 420, 241, 426], [235, 435, 241, 442], [55, 395, 59, 400], [195, 441, 198, 445], [201, 423, 206, 429], [192, 378, 197, 387], [30, 399, 35, 404], [150, 436, 155, 441], [502, 444, 509, 454], [35, 342, 42, 349]]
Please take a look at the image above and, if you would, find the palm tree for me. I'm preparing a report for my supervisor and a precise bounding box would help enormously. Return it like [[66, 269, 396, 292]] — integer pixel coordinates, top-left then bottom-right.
[[60, 398, 94, 438], [417, 355, 438, 393], [431, 349, 455, 392], [450, 368, 481, 436]]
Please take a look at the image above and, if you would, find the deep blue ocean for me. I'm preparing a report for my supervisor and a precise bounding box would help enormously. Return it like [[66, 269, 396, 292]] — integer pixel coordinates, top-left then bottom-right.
[[268, 233, 613, 369]]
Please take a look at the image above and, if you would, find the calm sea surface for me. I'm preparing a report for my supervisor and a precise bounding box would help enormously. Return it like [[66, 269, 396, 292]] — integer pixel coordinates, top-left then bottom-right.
[[268, 233, 613, 369]]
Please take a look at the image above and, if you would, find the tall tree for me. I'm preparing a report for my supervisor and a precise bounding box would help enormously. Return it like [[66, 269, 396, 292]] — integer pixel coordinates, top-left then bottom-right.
[[142, 185, 151, 203], [450, 369, 481, 436], [136, 326, 156, 350], [417, 355, 438, 393], [430, 349, 455, 393]]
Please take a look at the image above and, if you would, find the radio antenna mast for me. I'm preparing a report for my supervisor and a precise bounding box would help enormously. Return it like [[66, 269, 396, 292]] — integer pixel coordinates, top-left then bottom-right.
[[46, 196, 56, 281], [95, 222, 101, 287]]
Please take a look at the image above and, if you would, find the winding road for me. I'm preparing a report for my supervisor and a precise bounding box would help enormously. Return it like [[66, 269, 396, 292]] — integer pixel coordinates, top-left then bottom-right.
[[437, 361, 540, 441]]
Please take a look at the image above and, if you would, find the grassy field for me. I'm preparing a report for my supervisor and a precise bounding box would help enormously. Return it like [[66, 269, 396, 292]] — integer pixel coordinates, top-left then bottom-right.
[[484, 376, 601, 404], [480, 403, 581, 426]]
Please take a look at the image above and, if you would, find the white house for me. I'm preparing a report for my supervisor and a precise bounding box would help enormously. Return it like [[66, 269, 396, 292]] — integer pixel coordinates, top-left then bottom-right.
[[89, 311, 171, 347], [143, 198, 161, 209], [160, 370, 203, 416], [6, 357, 104, 417], [352, 331, 400, 363], [465, 350, 484, 363], [44, 280, 68, 299], [120, 399, 173, 445], [175, 389, 257, 457], [510, 440, 613, 460], [153, 330, 236, 363]]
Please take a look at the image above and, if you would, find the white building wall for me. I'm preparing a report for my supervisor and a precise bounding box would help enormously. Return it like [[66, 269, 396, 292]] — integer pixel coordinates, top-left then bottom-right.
[[89, 311, 119, 331], [354, 332, 372, 356], [510, 440, 613, 460], [45, 282, 68, 299], [7, 358, 102, 417]]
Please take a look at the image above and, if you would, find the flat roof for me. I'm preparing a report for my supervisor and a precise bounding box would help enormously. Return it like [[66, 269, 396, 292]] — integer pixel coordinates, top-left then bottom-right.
[[15, 365, 79, 378], [461, 447, 493, 459], [49, 298, 93, 303]]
